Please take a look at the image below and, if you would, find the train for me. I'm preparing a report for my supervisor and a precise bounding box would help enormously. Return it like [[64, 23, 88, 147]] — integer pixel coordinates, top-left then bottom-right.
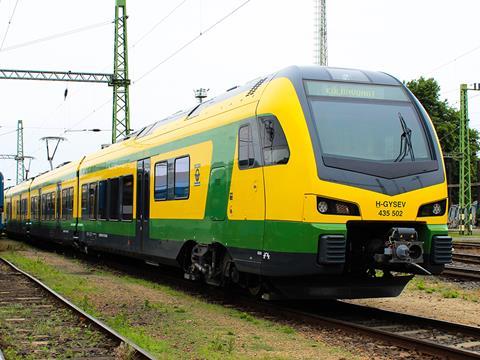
[[0, 172, 3, 233], [3, 66, 452, 299]]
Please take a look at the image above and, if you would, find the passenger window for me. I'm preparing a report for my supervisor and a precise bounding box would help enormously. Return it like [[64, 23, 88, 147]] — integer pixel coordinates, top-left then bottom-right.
[[41, 194, 46, 220], [81, 184, 88, 220], [89, 183, 97, 220], [98, 181, 107, 220], [154, 162, 168, 201], [259, 116, 290, 165], [68, 188, 74, 220], [61, 190, 66, 220], [238, 125, 255, 169], [52, 192, 56, 220], [108, 178, 120, 220], [174, 157, 190, 199], [121, 175, 133, 220]]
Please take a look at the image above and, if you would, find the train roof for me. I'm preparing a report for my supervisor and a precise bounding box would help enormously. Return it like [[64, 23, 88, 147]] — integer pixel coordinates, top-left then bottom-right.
[[5, 65, 403, 192]]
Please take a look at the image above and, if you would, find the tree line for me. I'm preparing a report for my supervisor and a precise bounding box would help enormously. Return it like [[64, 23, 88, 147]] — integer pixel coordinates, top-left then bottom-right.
[[407, 78, 480, 192]]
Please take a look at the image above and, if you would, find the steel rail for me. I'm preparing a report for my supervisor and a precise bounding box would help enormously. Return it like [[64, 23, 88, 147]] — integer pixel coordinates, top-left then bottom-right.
[[453, 241, 480, 249], [274, 302, 480, 360], [0, 257, 155, 360], [444, 266, 480, 280], [453, 253, 480, 265]]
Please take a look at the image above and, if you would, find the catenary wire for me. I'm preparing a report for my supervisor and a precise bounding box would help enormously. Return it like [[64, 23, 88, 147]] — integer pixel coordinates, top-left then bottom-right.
[[135, 0, 252, 83], [426, 43, 480, 76], [0, 0, 21, 51], [131, 0, 188, 48], [0, 20, 112, 53]]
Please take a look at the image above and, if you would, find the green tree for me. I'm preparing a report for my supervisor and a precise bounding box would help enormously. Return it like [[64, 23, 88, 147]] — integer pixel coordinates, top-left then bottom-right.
[[406, 77, 480, 185]]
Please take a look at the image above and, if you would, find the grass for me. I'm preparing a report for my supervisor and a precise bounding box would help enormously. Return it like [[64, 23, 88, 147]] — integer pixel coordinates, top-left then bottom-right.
[[0, 246, 359, 359], [409, 276, 479, 302]]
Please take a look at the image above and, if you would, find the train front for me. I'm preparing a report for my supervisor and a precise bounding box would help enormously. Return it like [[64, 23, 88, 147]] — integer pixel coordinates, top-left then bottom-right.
[[264, 67, 451, 299]]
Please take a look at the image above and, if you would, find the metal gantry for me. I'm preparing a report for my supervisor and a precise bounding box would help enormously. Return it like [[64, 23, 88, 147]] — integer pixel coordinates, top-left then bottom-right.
[[0, 0, 131, 144], [112, 0, 131, 143], [0, 69, 112, 84], [313, 0, 328, 66], [459, 84, 473, 235]]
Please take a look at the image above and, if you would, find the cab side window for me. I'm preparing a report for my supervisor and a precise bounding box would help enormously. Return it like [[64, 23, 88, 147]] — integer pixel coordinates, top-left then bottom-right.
[[259, 116, 290, 166], [238, 124, 255, 169]]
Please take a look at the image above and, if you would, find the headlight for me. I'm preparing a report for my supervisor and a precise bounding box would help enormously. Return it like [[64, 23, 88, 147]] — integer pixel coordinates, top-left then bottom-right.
[[317, 197, 360, 216], [417, 199, 447, 217]]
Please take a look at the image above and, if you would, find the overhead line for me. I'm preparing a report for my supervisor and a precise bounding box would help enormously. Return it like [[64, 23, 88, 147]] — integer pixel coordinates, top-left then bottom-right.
[[135, 0, 252, 82], [0, 0, 21, 51], [0, 20, 112, 53], [132, 0, 188, 48], [427, 43, 480, 75], [0, 129, 16, 137]]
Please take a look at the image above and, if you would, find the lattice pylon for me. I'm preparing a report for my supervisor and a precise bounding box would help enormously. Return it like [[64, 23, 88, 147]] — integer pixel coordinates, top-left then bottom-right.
[[112, 0, 131, 143], [459, 84, 472, 235], [16, 120, 24, 184], [313, 0, 328, 66]]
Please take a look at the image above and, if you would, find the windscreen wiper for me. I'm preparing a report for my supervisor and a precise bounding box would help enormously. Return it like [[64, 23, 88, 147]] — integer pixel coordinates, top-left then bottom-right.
[[394, 112, 415, 162]]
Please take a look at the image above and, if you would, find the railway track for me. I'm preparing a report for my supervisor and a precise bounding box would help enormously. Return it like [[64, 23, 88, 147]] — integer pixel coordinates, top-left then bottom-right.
[[453, 253, 480, 266], [0, 257, 154, 359], [278, 301, 480, 360], [56, 247, 480, 359], [441, 252, 480, 280], [5, 241, 480, 359], [453, 241, 480, 253]]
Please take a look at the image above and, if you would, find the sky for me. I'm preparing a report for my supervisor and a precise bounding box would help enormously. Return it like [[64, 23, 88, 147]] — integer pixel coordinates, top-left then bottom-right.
[[0, 0, 479, 187]]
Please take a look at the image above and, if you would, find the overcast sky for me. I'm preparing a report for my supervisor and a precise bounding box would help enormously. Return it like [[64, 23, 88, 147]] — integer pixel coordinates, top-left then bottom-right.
[[0, 0, 479, 186]]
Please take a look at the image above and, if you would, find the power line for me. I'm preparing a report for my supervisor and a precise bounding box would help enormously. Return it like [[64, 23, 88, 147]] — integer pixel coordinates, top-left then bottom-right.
[[136, 0, 252, 83], [131, 0, 188, 49], [0, 0, 21, 51], [0, 128, 16, 137], [427, 43, 480, 75], [0, 20, 112, 53]]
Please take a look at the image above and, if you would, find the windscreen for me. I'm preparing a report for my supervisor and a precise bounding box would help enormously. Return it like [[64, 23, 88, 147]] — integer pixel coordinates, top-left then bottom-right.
[[306, 81, 431, 163]]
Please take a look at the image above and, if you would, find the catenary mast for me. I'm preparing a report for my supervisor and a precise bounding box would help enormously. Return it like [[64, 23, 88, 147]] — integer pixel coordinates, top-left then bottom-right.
[[313, 0, 328, 66]]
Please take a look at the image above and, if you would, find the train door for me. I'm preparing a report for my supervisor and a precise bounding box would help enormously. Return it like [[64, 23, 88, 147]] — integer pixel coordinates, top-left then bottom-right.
[[136, 158, 150, 252], [227, 119, 265, 274]]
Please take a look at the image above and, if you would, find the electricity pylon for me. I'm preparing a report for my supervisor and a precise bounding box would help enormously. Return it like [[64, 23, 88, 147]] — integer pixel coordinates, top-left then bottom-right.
[[0, 120, 34, 184], [314, 0, 328, 66], [0, 0, 131, 143], [459, 84, 473, 235], [16, 120, 24, 184], [112, 0, 131, 143]]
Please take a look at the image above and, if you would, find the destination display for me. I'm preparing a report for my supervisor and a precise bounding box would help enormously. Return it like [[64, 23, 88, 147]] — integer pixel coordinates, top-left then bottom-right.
[[305, 81, 408, 101]]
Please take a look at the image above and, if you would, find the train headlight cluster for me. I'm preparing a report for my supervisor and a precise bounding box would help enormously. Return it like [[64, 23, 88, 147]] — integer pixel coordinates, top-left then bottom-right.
[[317, 201, 329, 214], [417, 199, 447, 217], [316, 197, 360, 216]]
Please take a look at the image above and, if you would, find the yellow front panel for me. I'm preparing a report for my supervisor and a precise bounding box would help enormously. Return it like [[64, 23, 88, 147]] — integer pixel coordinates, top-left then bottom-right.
[[257, 77, 317, 222]]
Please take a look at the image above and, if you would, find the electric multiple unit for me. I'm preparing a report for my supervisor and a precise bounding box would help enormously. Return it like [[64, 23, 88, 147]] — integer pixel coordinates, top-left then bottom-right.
[[4, 66, 452, 299], [0, 172, 3, 232]]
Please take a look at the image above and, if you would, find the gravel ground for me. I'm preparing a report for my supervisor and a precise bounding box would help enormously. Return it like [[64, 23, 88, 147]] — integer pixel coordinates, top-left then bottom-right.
[[0, 239, 449, 359], [348, 275, 480, 327]]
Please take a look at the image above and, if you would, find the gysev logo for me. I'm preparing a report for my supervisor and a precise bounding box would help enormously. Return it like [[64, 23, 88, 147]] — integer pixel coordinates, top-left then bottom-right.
[[194, 163, 201, 186], [375, 200, 407, 217]]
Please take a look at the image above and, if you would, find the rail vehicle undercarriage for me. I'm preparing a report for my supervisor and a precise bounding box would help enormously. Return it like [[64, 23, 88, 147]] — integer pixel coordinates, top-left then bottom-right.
[[178, 222, 452, 300]]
